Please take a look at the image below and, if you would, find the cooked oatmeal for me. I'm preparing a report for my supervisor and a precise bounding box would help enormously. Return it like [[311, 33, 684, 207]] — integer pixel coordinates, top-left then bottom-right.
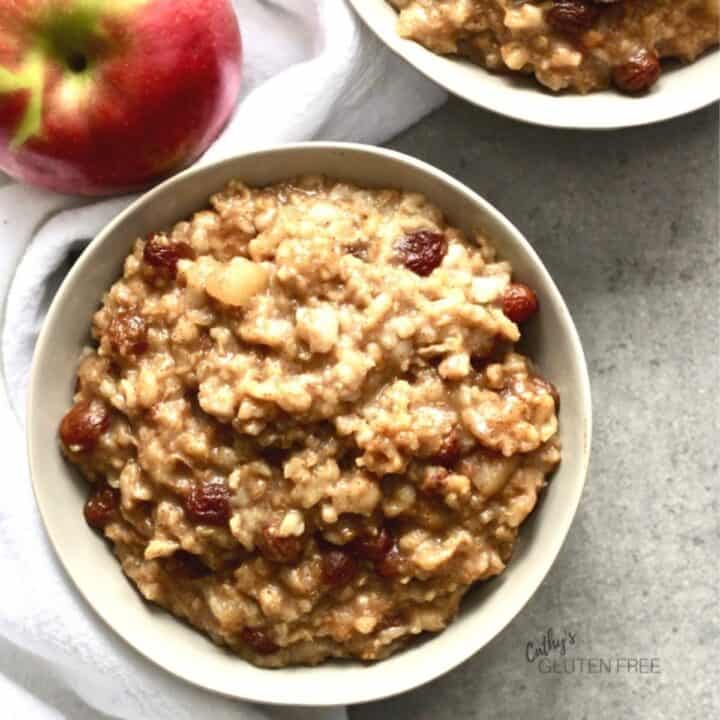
[[388, 0, 719, 93], [60, 176, 561, 667]]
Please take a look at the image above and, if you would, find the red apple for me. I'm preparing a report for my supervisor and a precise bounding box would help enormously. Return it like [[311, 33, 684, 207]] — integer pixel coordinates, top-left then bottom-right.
[[0, 0, 242, 196]]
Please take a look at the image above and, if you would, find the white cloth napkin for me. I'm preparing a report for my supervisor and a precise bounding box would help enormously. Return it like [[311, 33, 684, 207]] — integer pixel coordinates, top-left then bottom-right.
[[0, 1, 445, 718]]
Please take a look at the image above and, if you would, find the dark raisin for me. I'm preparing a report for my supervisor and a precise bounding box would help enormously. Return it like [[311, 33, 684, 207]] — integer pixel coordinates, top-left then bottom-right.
[[612, 50, 661, 93], [143, 235, 195, 276], [164, 550, 212, 579], [257, 525, 304, 564], [502, 283, 539, 324], [184, 479, 231, 525], [259, 446, 290, 467], [213, 422, 236, 447], [84, 485, 120, 530], [470, 338, 509, 372], [172, 458, 194, 475], [375, 544, 404, 578], [430, 428, 461, 467], [321, 549, 357, 586], [241, 627, 279, 655], [395, 230, 447, 276], [346, 242, 368, 260], [350, 527, 394, 563], [108, 312, 148, 357], [471, 355, 489, 373], [377, 611, 405, 631], [547, 1, 601, 36], [60, 400, 111, 452]]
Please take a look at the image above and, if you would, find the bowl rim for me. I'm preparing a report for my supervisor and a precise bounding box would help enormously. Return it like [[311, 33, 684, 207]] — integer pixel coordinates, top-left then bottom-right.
[[348, 0, 720, 130], [27, 141, 592, 705]]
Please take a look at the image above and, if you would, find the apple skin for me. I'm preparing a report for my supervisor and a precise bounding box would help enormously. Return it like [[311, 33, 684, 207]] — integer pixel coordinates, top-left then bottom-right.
[[0, 0, 242, 196]]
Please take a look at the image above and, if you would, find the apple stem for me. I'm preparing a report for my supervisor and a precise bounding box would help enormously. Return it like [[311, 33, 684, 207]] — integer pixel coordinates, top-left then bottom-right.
[[67, 52, 89, 74]]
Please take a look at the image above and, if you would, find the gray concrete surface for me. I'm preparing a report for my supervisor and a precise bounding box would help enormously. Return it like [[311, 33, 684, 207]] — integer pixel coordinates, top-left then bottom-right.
[[348, 100, 720, 720]]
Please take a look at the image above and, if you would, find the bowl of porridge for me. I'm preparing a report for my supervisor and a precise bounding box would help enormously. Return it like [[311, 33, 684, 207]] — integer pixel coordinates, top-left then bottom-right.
[[349, 0, 720, 128], [28, 143, 591, 704]]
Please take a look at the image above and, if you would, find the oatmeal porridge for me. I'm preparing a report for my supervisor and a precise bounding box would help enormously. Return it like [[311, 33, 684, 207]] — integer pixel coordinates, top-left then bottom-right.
[[388, 0, 720, 93], [59, 176, 561, 667]]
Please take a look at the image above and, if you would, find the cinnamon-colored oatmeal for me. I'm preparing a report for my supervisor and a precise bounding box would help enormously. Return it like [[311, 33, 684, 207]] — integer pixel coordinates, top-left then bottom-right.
[[388, 0, 719, 93], [60, 176, 561, 667]]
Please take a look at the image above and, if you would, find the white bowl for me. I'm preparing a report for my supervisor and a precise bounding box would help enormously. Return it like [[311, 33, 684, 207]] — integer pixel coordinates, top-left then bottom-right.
[[28, 143, 592, 705], [349, 0, 720, 129]]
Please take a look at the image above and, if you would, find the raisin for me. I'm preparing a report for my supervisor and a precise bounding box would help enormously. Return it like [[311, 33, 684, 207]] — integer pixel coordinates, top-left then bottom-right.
[[612, 50, 661, 94], [241, 627, 279, 655], [377, 611, 405, 631], [547, 1, 600, 36], [184, 479, 231, 525], [322, 528, 403, 579], [259, 446, 290, 467], [84, 485, 120, 530], [395, 230, 447, 276], [375, 544, 404, 578], [321, 548, 357, 586], [350, 527, 394, 563], [60, 400, 111, 452], [430, 428, 462, 467], [502, 283, 539, 324], [346, 242, 368, 260], [108, 312, 148, 357], [143, 235, 195, 276], [257, 525, 304, 564], [213, 422, 236, 448], [471, 355, 490, 373], [164, 550, 212, 579], [471, 338, 509, 373]]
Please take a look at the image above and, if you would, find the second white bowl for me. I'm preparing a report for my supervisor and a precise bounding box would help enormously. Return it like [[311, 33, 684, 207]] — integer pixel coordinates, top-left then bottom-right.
[[350, 0, 720, 129]]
